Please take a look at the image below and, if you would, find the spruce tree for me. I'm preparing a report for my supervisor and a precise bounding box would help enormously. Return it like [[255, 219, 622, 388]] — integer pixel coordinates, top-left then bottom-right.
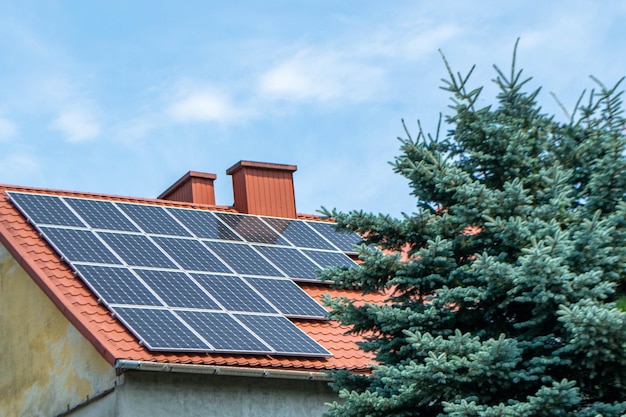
[[321, 43, 626, 416]]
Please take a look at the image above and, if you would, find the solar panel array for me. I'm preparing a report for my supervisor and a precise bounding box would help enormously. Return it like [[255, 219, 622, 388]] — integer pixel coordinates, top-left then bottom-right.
[[8, 191, 362, 356]]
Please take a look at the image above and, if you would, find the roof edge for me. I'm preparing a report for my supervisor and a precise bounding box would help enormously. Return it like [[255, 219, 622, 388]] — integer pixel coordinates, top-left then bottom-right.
[[0, 216, 119, 365], [2, 184, 327, 219], [0, 184, 233, 211], [115, 360, 332, 381]]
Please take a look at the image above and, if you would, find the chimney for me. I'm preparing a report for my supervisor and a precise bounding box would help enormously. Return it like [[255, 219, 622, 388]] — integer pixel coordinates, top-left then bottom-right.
[[226, 160, 297, 218], [158, 171, 217, 205]]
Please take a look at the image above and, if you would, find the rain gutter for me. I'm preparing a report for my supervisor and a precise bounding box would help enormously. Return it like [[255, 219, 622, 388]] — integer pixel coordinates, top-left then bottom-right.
[[115, 360, 332, 381]]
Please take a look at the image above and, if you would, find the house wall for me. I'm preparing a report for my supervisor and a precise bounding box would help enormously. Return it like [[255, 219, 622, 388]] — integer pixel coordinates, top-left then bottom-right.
[[0, 242, 117, 417], [113, 371, 337, 417]]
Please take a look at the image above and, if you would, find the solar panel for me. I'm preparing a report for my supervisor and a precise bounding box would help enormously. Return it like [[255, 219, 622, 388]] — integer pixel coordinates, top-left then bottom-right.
[[118, 203, 191, 236], [152, 237, 231, 273], [99, 232, 177, 268], [168, 208, 242, 241], [176, 310, 270, 352], [8, 192, 358, 357], [303, 249, 358, 269], [9, 192, 85, 227], [191, 273, 278, 313], [39, 227, 122, 264], [134, 269, 221, 310], [263, 217, 335, 250], [113, 307, 210, 351], [215, 212, 289, 245], [65, 198, 139, 232], [203, 241, 284, 277], [244, 277, 328, 318], [306, 221, 362, 252], [74, 264, 162, 306], [235, 314, 330, 356], [254, 245, 320, 280]]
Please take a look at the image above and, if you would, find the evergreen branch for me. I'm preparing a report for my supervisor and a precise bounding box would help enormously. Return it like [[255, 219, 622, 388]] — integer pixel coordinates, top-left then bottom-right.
[[401, 118, 413, 142], [571, 89, 586, 125], [511, 38, 520, 84], [550, 92, 571, 120]]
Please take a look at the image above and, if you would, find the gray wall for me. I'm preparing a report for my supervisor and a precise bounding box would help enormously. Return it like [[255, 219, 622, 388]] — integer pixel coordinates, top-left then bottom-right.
[[76, 371, 338, 417]]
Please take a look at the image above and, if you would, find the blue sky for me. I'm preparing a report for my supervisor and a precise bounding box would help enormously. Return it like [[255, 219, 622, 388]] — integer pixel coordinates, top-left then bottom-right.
[[1, 1, 625, 216]]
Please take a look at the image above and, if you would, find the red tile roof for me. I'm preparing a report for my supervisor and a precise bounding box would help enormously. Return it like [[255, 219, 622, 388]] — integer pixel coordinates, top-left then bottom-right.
[[0, 184, 384, 373]]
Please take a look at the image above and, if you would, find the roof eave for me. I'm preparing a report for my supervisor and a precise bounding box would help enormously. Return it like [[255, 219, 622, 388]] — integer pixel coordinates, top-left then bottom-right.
[[115, 360, 333, 381]]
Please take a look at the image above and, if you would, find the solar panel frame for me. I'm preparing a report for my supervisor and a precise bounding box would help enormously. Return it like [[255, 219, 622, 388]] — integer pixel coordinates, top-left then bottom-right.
[[39, 226, 123, 265], [99, 232, 178, 268], [244, 277, 328, 319], [176, 310, 272, 353], [117, 202, 192, 237], [134, 269, 222, 310], [152, 236, 231, 273], [191, 273, 279, 314], [306, 221, 362, 253], [113, 307, 212, 351], [262, 217, 335, 250], [302, 249, 359, 269], [73, 264, 163, 306], [8, 192, 86, 227], [64, 197, 140, 232], [167, 208, 242, 241], [203, 241, 284, 277], [234, 314, 331, 356], [214, 212, 289, 245], [253, 245, 321, 280]]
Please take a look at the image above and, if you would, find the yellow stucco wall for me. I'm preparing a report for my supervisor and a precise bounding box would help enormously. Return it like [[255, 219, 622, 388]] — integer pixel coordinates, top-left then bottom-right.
[[0, 242, 117, 417]]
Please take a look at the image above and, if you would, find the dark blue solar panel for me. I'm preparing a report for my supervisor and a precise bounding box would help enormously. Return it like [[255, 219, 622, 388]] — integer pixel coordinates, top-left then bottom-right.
[[134, 269, 221, 310], [245, 277, 328, 318], [118, 203, 191, 236], [152, 237, 231, 273], [65, 198, 139, 232], [235, 314, 330, 356], [74, 264, 162, 306], [9, 192, 340, 356], [9, 192, 85, 227], [215, 213, 289, 245], [254, 245, 320, 280], [203, 241, 283, 277], [39, 227, 121, 264], [306, 221, 361, 252], [263, 217, 334, 250], [168, 208, 241, 241], [303, 249, 358, 269], [192, 273, 277, 313], [99, 232, 176, 268], [177, 310, 270, 352], [113, 307, 209, 350]]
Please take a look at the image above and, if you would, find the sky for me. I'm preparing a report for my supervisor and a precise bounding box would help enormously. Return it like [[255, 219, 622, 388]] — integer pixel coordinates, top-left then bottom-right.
[[0, 1, 625, 217]]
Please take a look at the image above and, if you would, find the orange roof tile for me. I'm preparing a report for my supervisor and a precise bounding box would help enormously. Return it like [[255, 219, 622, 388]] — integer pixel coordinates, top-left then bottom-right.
[[0, 185, 385, 373]]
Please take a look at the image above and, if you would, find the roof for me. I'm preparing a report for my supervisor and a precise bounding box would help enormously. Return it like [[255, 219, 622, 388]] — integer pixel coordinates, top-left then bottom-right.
[[0, 184, 385, 374]]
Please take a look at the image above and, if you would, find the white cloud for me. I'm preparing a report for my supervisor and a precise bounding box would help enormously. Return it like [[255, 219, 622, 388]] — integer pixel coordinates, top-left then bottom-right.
[[258, 49, 384, 103], [257, 22, 458, 105], [0, 153, 39, 179], [168, 91, 242, 123], [353, 22, 459, 59], [0, 116, 18, 142], [114, 118, 157, 143], [50, 109, 100, 143]]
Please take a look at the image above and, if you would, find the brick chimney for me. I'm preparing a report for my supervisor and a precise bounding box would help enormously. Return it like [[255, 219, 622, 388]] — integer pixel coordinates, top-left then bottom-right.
[[158, 171, 217, 205], [226, 160, 297, 218]]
